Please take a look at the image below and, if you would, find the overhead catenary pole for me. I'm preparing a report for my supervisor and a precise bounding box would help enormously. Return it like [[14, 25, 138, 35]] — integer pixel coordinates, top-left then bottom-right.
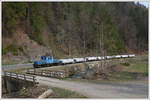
[[102, 22, 106, 70], [101, 22, 104, 70]]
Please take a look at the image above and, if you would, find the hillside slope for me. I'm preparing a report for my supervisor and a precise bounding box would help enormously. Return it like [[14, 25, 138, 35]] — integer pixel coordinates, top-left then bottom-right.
[[2, 28, 51, 64], [2, 2, 148, 64]]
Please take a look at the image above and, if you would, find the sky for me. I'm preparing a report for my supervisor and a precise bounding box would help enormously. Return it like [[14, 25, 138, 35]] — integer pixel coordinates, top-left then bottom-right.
[[136, 1, 149, 8]]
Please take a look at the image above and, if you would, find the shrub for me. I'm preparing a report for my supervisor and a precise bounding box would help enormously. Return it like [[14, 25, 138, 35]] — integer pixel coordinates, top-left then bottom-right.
[[2, 44, 24, 56], [2, 49, 7, 55], [121, 62, 130, 66]]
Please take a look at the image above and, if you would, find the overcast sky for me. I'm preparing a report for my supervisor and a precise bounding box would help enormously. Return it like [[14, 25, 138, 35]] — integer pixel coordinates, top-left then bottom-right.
[[136, 1, 149, 8]]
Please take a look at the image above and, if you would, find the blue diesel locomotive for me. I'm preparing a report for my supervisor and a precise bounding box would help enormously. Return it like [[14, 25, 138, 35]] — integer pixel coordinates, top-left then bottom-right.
[[33, 56, 62, 68]]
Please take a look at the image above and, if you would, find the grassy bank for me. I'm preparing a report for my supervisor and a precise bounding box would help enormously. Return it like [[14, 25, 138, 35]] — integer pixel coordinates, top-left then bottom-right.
[[64, 57, 148, 83], [51, 87, 87, 98], [109, 62, 148, 81], [125, 62, 148, 74], [3, 85, 87, 98]]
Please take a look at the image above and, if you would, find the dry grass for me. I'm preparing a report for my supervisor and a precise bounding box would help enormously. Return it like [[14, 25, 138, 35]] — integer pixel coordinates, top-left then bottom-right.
[[2, 85, 87, 98]]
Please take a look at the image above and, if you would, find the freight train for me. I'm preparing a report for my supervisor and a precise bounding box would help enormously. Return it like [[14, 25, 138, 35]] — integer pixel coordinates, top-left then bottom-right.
[[33, 54, 135, 68]]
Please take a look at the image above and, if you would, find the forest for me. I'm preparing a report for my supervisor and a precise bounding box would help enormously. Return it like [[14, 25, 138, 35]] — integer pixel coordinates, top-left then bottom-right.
[[2, 2, 148, 59]]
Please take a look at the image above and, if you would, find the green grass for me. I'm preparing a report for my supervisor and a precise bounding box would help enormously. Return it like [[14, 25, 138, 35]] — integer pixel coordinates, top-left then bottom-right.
[[64, 60, 148, 82], [120, 62, 130, 66], [125, 62, 148, 74], [51, 87, 87, 98], [110, 72, 134, 81], [109, 62, 148, 81]]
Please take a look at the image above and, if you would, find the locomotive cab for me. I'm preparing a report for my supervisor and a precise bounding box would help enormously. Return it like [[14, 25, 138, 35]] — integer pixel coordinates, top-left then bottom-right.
[[33, 56, 61, 68], [41, 56, 49, 60]]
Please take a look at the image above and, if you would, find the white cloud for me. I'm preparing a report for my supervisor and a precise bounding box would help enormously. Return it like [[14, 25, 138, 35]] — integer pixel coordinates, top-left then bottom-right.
[[135, 1, 149, 8]]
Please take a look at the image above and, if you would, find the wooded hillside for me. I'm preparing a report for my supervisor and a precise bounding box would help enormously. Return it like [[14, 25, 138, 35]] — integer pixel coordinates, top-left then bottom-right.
[[2, 2, 148, 60]]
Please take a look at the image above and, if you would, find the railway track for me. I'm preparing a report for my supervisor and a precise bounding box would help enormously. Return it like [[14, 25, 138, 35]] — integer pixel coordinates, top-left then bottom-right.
[[33, 54, 135, 68], [2, 54, 135, 71]]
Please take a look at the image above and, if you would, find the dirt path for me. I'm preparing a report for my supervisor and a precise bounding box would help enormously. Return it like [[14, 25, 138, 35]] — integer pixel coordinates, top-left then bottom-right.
[[36, 76, 148, 98]]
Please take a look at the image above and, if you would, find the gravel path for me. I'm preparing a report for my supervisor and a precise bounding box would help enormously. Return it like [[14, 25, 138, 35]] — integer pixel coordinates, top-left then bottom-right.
[[36, 76, 148, 98]]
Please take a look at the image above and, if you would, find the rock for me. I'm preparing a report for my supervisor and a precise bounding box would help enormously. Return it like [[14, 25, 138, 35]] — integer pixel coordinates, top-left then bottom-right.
[[83, 70, 96, 79]]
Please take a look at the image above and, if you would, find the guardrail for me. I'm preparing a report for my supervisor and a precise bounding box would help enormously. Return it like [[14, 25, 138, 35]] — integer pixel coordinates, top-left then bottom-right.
[[4, 71, 36, 83], [26, 68, 66, 78]]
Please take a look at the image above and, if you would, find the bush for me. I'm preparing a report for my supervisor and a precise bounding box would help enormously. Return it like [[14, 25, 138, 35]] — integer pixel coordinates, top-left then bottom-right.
[[6, 44, 18, 55], [2, 49, 7, 55], [2, 44, 24, 56], [121, 62, 130, 66], [29, 33, 45, 46]]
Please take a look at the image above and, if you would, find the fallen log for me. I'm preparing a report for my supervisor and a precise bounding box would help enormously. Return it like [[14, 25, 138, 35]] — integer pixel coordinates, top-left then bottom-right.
[[38, 89, 53, 98]]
